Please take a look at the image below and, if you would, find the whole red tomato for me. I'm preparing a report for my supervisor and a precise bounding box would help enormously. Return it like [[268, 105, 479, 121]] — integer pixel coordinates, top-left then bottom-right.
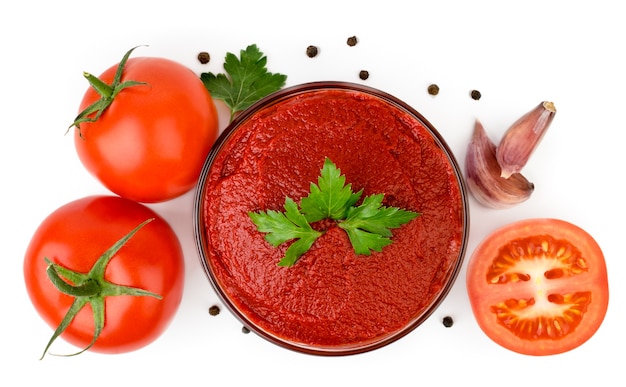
[[23, 195, 185, 357], [72, 47, 219, 203], [466, 218, 608, 356]]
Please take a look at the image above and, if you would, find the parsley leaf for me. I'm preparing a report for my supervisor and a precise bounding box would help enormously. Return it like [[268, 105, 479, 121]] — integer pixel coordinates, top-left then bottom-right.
[[248, 198, 322, 267], [339, 194, 420, 255], [200, 44, 287, 122], [300, 158, 363, 222], [248, 159, 420, 266]]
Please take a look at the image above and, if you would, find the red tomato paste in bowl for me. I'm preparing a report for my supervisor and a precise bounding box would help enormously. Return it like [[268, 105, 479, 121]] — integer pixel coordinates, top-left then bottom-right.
[[194, 82, 469, 355]]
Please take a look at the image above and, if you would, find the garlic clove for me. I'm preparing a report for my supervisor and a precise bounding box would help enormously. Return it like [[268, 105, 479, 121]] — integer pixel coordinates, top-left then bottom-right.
[[466, 119, 535, 209], [496, 101, 556, 178]]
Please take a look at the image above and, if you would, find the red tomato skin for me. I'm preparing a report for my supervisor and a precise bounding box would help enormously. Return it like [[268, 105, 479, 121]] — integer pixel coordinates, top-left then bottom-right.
[[74, 56, 219, 203], [466, 218, 609, 356], [23, 196, 185, 354]]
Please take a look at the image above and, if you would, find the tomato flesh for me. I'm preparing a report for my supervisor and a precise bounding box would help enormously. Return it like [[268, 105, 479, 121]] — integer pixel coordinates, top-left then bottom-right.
[[466, 218, 608, 356]]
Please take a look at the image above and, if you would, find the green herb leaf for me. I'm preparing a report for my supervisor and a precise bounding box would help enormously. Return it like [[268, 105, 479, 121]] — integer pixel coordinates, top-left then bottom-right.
[[300, 158, 363, 222], [248, 159, 420, 266], [339, 194, 420, 255], [200, 44, 287, 122], [248, 198, 322, 267]]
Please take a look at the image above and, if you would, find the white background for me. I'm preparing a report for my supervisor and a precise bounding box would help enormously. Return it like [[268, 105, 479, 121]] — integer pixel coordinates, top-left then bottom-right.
[[2, 1, 623, 385]]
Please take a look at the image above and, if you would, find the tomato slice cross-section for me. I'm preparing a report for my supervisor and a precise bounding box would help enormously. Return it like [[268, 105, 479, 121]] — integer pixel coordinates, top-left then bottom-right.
[[466, 218, 609, 356]]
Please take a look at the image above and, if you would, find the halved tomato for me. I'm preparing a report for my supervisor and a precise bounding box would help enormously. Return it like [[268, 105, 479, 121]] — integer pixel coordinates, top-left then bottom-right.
[[466, 218, 609, 356]]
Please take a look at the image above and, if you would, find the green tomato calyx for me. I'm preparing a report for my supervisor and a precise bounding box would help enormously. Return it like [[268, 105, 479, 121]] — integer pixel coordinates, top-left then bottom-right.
[[40, 218, 162, 360], [68, 45, 149, 138]]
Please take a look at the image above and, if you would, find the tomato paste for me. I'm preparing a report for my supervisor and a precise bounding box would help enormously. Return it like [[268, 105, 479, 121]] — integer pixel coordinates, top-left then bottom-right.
[[199, 84, 467, 353]]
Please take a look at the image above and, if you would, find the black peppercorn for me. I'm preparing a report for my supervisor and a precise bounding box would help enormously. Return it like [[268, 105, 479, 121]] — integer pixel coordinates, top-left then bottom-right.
[[442, 316, 454, 328], [306, 45, 319, 58], [347, 36, 358, 46], [427, 84, 440, 96], [359, 70, 369, 80], [197, 51, 210, 64], [242, 326, 250, 334], [470, 89, 482, 100], [208, 305, 220, 316]]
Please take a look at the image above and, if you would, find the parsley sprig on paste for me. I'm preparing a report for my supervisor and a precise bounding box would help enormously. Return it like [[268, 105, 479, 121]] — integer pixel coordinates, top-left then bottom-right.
[[200, 44, 287, 122], [248, 158, 420, 267]]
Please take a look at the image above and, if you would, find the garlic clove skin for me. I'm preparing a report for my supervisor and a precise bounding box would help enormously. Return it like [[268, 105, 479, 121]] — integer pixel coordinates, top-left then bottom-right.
[[496, 101, 556, 178], [466, 119, 535, 209]]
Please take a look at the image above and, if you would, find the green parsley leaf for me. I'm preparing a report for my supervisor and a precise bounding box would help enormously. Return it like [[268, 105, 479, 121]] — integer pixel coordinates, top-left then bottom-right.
[[248, 159, 420, 267], [200, 44, 287, 122], [339, 194, 420, 255], [248, 197, 322, 267], [300, 158, 363, 222]]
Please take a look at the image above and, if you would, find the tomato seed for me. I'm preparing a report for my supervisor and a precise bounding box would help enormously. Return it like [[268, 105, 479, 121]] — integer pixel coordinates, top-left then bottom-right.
[[208, 305, 220, 316], [545, 268, 565, 279]]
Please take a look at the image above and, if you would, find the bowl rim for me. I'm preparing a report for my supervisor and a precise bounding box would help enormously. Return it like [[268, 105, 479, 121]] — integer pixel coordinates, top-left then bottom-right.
[[192, 81, 470, 356]]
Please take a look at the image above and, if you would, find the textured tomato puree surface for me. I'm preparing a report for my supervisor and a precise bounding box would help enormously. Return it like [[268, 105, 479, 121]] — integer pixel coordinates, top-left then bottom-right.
[[202, 89, 464, 348]]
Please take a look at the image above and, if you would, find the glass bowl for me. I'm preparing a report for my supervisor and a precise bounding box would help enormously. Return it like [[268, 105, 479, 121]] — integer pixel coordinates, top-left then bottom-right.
[[193, 81, 469, 356]]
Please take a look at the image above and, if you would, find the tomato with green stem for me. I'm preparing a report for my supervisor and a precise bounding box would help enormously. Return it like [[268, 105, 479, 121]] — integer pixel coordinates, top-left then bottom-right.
[[23, 196, 185, 358], [71, 46, 219, 203], [466, 218, 609, 356]]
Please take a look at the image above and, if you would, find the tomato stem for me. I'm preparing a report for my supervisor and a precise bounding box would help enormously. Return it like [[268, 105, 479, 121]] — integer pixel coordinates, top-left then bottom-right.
[[83, 72, 113, 98], [40, 218, 162, 359]]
